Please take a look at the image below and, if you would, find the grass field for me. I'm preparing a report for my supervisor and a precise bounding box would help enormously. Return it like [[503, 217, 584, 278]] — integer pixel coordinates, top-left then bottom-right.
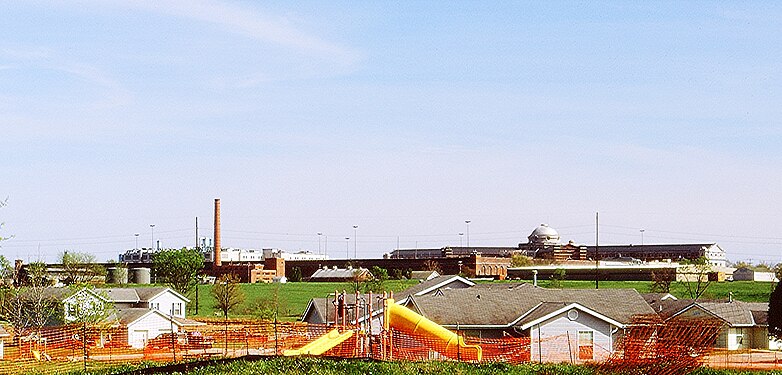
[[186, 278, 773, 321], [190, 279, 419, 320]]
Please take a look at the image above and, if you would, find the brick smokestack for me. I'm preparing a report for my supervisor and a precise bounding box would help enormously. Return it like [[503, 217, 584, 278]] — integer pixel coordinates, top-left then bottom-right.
[[214, 198, 221, 267]]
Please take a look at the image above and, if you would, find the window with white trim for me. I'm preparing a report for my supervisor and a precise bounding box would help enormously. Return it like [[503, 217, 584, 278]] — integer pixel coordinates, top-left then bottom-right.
[[578, 330, 594, 360]]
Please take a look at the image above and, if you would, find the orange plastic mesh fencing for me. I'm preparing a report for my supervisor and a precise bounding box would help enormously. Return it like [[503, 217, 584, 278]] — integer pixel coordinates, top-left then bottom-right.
[[1, 317, 779, 375], [597, 315, 724, 375]]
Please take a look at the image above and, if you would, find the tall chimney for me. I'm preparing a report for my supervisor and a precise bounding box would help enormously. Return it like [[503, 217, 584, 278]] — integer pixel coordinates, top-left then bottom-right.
[[214, 198, 222, 267]]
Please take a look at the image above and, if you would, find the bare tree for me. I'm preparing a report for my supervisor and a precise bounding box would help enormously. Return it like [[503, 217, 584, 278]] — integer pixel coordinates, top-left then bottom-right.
[[212, 274, 244, 319], [678, 257, 712, 300]]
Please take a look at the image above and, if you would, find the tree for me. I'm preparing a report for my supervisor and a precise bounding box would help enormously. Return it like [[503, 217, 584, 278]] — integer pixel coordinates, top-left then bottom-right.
[[770, 281, 782, 341], [0, 284, 61, 344], [511, 254, 534, 267], [424, 260, 442, 274], [212, 274, 244, 319], [248, 284, 288, 321], [649, 271, 672, 293], [774, 263, 782, 282], [288, 267, 303, 282], [0, 255, 17, 287], [550, 268, 566, 288], [678, 257, 712, 300], [153, 247, 203, 296], [59, 251, 106, 285]]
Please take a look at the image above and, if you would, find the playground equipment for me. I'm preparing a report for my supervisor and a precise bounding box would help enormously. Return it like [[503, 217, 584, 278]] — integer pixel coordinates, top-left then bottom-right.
[[283, 328, 355, 356], [283, 291, 481, 361], [384, 298, 482, 361]]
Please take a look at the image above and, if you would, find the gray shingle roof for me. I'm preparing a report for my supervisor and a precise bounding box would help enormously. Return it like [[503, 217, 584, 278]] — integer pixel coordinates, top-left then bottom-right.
[[409, 283, 655, 327], [394, 275, 474, 302], [133, 287, 169, 302], [97, 288, 140, 303], [697, 301, 769, 326]]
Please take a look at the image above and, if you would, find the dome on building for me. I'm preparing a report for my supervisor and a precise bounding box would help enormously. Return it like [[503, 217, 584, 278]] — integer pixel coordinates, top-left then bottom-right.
[[528, 224, 561, 245]]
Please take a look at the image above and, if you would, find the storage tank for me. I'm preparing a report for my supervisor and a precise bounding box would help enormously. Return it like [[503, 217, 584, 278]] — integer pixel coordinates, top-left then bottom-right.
[[130, 267, 151, 284], [106, 267, 129, 285]]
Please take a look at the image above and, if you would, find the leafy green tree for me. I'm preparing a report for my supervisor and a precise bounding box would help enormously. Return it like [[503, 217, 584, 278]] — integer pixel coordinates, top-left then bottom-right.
[[550, 268, 566, 288], [288, 267, 303, 282], [769, 281, 782, 341], [59, 250, 106, 285], [511, 254, 534, 267], [153, 247, 203, 296]]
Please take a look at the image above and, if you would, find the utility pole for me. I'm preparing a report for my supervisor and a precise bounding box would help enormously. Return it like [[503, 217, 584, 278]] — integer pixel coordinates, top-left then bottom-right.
[[595, 212, 599, 289], [195, 217, 199, 315]]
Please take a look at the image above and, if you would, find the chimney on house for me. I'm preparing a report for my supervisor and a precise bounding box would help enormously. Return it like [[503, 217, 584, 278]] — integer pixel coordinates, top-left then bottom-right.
[[214, 198, 222, 267]]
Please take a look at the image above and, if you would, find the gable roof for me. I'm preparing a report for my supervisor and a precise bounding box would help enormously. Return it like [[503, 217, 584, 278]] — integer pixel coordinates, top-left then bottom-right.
[[308, 267, 372, 280], [133, 287, 190, 303], [97, 288, 140, 303], [409, 283, 655, 328], [409, 270, 440, 281], [395, 275, 475, 303]]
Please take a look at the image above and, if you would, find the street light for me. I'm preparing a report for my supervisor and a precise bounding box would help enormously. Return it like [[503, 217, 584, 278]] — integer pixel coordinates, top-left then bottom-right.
[[317, 232, 323, 254], [458, 233, 464, 247], [150, 224, 155, 251], [640, 229, 645, 246], [465, 220, 471, 248], [134, 233, 139, 250], [345, 237, 350, 259], [353, 225, 358, 259]]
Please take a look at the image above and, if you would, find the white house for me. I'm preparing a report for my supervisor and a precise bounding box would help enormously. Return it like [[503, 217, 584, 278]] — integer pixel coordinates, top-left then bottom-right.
[[53, 286, 199, 348], [404, 283, 655, 363]]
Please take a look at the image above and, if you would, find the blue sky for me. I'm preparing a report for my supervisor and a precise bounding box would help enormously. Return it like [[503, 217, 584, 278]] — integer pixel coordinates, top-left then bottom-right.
[[1, 1, 780, 264]]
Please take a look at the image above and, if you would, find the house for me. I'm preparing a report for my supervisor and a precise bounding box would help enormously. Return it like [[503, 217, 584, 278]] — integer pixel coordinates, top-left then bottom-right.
[[409, 270, 440, 281], [404, 283, 656, 363], [50, 286, 201, 349], [307, 266, 373, 282], [394, 275, 474, 305], [731, 267, 779, 282], [644, 293, 772, 350]]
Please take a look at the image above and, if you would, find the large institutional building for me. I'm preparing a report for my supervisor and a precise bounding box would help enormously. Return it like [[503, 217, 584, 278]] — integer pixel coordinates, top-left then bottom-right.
[[391, 223, 727, 268]]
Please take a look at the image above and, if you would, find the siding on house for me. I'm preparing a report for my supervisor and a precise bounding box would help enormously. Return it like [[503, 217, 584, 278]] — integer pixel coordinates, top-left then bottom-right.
[[529, 309, 613, 363], [126, 311, 179, 348]]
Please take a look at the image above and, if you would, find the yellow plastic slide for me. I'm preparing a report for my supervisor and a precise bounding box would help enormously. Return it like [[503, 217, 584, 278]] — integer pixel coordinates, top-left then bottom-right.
[[384, 298, 482, 361], [283, 328, 355, 356]]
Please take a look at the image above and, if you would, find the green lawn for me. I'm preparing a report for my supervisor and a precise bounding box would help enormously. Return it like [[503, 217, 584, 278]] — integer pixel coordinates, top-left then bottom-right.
[[185, 279, 773, 322], [189, 279, 419, 320]]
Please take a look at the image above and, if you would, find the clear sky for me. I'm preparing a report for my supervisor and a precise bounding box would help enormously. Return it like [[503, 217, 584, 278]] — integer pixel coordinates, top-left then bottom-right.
[[1, 1, 780, 264]]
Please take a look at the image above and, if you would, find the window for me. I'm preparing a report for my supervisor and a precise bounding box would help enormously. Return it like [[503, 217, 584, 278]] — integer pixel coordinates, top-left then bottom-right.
[[173, 303, 182, 316], [151, 302, 159, 311], [578, 331, 594, 360]]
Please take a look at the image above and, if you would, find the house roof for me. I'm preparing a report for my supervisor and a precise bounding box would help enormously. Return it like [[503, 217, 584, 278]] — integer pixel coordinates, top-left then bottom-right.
[[395, 275, 475, 303], [133, 287, 190, 303], [697, 301, 769, 326], [97, 288, 140, 303], [409, 270, 440, 280], [116, 308, 158, 325], [309, 267, 372, 280], [409, 283, 655, 328]]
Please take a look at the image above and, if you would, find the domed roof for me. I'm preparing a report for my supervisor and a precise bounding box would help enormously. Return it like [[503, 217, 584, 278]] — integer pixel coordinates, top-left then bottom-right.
[[528, 224, 560, 244]]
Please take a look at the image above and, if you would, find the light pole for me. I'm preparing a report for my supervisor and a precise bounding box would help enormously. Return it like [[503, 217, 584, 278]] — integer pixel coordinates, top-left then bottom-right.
[[134, 233, 139, 250], [465, 220, 471, 248], [345, 237, 350, 259], [459, 233, 464, 247], [318, 232, 323, 254], [150, 224, 155, 250], [353, 225, 358, 259], [640, 229, 645, 246]]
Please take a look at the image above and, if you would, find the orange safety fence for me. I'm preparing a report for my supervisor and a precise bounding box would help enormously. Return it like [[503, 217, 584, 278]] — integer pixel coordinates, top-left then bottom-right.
[[0, 317, 779, 375]]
